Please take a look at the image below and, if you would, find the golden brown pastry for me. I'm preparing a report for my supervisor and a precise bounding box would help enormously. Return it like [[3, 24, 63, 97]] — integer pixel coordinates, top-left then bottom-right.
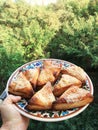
[[8, 72, 34, 98], [37, 68, 56, 87], [37, 60, 61, 87], [43, 60, 61, 78], [61, 65, 86, 82], [26, 82, 56, 110], [52, 86, 93, 110], [53, 74, 82, 96], [23, 68, 40, 89]]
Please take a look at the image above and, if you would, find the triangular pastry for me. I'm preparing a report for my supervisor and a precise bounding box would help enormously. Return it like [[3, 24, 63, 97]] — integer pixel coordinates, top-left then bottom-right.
[[9, 72, 34, 98], [53, 74, 82, 96], [23, 68, 40, 89], [43, 60, 61, 78], [61, 65, 86, 82], [26, 82, 56, 110], [52, 86, 93, 110], [37, 68, 56, 87]]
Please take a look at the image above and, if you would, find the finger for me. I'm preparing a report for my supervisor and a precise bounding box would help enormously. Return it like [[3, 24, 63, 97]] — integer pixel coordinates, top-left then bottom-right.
[[4, 95, 21, 104]]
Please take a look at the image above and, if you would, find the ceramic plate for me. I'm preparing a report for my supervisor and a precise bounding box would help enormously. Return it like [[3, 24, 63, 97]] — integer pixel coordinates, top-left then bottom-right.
[[6, 59, 94, 122]]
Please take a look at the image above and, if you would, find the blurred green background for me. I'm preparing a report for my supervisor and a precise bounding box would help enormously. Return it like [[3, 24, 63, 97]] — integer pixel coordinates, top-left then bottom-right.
[[0, 0, 98, 129]]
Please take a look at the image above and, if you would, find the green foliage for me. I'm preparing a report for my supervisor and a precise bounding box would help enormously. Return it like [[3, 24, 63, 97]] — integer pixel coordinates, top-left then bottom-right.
[[47, 0, 98, 69], [0, 0, 98, 129], [0, 0, 98, 75], [0, 45, 24, 91]]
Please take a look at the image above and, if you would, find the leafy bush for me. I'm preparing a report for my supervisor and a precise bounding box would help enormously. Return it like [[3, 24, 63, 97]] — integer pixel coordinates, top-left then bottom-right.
[[0, 45, 24, 91], [46, 0, 98, 69], [0, 0, 98, 89], [0, 0, 97, 86], [0, 0, 61, 90], [0, 1, 98, 130]]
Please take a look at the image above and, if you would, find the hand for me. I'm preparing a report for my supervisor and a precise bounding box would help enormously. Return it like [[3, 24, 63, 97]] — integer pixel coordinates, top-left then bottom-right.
[[0, 95, 29, 130]]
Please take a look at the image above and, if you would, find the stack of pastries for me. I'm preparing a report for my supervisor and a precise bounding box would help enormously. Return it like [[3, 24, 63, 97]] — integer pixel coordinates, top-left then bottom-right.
[[8, 60, 93, 110]]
